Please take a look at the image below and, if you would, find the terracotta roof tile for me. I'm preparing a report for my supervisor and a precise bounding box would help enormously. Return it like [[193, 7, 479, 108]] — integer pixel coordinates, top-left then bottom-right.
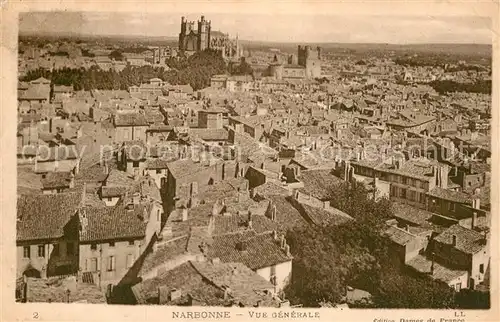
[[207, 231, 292, 270], [17, 189, 83, 241]]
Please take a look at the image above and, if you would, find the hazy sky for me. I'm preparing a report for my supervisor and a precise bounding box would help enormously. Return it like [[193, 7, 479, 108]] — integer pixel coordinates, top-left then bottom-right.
[[19, 12, 492, 44]]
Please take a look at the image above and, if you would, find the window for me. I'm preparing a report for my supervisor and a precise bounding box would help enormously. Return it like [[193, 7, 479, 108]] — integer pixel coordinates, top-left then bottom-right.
[[109, 242, 115, 247], [91, 243, 97, 251], [419, 193, 426, 203], [156, 169, 161, 174], [400, 188, 406, 199], [455, 283, 461, 292], [67, 242, 74, 256], [126, 254, 134, 268], [38, 245, 45, 258], [479, 264, 484, 274], [402, 177, 408, 185], [107, 197, 112, 202], [157, 209, 161, 222], [128, 240, 134, 246], [53, 244, 59, 257], [133, 161, 140, 168], [23, 246, 30, 258], [91, 258, 98, 272], [107, 256, 115, 271], [449, 203, 456, 212]]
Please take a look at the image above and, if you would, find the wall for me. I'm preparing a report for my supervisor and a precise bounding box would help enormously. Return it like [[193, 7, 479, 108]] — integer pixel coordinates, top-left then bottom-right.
[[35, 159, 78, 173], [446, 271, 469, 292], [256, 260, 292, 294], [145, 168, 167, 189], [103, 196, 120, 207], [79, 239, 142, 287], [17, 240, 79, 278], [470, 243, 489, 288], [115, 126, 148, 142]]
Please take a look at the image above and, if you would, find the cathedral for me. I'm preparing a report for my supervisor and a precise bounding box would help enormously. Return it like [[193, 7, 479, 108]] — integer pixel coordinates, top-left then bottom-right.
[[178, 15, 242, 59]]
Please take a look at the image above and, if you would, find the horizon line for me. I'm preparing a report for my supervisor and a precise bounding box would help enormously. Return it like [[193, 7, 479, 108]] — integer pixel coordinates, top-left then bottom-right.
[[18, 31, 493, 46]]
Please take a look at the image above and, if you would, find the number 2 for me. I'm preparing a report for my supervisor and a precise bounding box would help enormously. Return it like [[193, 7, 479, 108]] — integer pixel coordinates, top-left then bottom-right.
[[33, 312, 39, 319]]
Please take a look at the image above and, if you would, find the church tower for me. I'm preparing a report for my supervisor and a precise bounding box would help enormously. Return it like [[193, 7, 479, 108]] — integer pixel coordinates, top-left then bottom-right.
[[197, 15, 211, 51]]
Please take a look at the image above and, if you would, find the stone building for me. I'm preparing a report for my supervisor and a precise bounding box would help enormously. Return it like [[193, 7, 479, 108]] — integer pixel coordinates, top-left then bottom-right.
[[178, 15, 241, 59], [269, 45, 322, 80]]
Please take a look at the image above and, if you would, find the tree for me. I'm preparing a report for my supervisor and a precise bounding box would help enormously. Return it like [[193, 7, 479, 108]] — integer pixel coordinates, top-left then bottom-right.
[[455, 289, 490, 309], [283, 181, 457, 308], [109, 50, 124, 61]]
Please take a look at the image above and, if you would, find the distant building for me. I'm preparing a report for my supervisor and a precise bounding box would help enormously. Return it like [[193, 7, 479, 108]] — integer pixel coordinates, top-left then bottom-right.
[[269, 46, 322, 80], [178, 15, 241, 59]]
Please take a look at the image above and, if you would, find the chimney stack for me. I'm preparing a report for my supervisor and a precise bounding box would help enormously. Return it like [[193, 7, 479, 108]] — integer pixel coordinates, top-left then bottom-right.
[[452, 235, 457, 247], [170, 288, 182, 302], [182, 208, 188, 221], [471, 212, 477, 229]]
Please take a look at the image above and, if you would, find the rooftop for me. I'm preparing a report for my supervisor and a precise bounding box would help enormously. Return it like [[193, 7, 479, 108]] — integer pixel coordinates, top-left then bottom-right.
[[21, 276, 106, 304], [207, 230, 292, 270], [17, 189, 83, 242], [433, 224, 486, 254]]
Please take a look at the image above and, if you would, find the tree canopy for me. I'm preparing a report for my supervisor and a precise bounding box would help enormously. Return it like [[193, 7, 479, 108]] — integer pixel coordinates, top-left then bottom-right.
[[21, 49, 229, 92], [284, 182, 457, 308]]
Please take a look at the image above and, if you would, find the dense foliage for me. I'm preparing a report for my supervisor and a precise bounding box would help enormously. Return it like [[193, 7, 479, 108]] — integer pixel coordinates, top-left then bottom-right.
[[428, 80, 491, 95], [22, 49, 228, 91], [284, 182, 457, 308]]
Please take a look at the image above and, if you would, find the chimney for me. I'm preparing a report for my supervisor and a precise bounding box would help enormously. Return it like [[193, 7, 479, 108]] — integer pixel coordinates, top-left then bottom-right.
[[247, 212, 253, 229], [272, 230, 278, 240], [69, 172, 75, 189], [471, 212, 477, 229], [182, 208, 188, 221], [323, 200, 329, 209], [132, 192, 140, 205], [451, 235, 457, 247], [236, 240, 247, 251], [430, 252, 435, 275], [65, 289, 71, 303], [211, 257, 220, 265], [285, 244, 291, 256], [170, 288, 182, 302], [223, 286, 231, 300], [405, 224, 410, 232]]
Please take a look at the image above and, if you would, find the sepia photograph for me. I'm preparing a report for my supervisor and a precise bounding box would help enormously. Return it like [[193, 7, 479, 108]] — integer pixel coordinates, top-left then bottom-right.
[[2, 1, 496, 318]]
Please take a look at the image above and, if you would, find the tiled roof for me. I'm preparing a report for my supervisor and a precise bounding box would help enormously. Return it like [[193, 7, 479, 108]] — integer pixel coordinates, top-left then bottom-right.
[[101, 186, 127, 198], [265, 195, 309, 231], [298, 169, 344, 201], [105, 169, 135, 187], [139, 236, 189, 276], [207, 231, 292, 270], [114, 112, 149, 127], [391, 202, 434, 226], [191, 261, 279, 307], [383, 225, 417, 246], [17, 190, 82, 241], [189, 128, 229, 141], [79, 204, 148, 242], [41, 171, 73, 189], [213, 213, 282, 236], [427, 187, 473, 204], [19, 84, 50, 100], [407, 254, 468, 283], [132, 261, 228, 305], [23, 277, 106, 303], [301, 203, 352, 227], [145, 158, 170, 170], [434, 224, 486, 254]]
